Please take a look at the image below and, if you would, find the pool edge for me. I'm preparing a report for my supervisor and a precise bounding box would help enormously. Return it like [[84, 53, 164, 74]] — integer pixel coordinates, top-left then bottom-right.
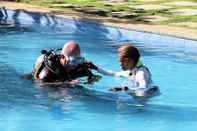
[[1, 1, 197, 41]]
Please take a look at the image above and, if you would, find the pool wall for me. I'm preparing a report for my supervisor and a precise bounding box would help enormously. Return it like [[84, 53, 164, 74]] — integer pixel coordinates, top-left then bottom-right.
[[3, 9, 197, 47]]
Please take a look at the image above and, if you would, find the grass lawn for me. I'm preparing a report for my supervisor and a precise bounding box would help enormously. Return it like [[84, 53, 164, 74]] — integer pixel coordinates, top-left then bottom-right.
[[9, 0, 197, 29]]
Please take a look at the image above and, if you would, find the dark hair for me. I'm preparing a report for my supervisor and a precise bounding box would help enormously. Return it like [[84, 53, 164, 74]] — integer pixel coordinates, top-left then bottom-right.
[[118, 44, 140, 66]]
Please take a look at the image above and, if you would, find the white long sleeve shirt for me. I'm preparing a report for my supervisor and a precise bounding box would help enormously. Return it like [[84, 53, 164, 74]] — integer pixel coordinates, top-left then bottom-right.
[[97, 66, 152, 90]]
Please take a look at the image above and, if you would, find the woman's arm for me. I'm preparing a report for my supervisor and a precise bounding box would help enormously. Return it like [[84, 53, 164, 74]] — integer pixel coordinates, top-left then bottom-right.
[[85, 61, 132, 78], [96, 67, 116, 76], [97, 67, 132, 78]]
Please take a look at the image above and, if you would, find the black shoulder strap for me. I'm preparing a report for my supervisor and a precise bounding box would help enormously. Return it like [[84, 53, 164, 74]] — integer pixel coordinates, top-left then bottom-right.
[[43, 54, 61, 75]]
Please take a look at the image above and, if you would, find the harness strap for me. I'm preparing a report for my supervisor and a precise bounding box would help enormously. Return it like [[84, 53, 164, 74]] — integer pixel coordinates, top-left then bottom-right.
[[43, 55, 60, 75]]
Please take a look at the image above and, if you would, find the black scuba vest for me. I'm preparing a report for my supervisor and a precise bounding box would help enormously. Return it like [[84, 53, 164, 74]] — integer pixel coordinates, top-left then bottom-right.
[[33, 54, 94, 82]]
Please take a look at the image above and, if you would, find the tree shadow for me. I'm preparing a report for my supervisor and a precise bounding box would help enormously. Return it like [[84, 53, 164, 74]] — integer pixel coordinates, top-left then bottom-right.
[[0, 8, 33, 35], [0, 7, 8, 24], [1, 8, 110, 43], [0, 8, 160, 51]]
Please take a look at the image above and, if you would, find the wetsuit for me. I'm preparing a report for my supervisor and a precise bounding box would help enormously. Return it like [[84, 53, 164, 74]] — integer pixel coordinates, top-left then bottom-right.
[[32, 55, 95, 82]]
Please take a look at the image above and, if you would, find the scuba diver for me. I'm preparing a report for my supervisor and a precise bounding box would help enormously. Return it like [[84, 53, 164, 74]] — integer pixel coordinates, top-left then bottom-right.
[[89, 44, 160, 99], [32, 41, 100, 84]]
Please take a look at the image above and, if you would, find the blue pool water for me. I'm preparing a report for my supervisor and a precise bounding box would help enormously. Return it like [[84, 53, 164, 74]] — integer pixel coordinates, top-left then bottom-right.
[[0, 10, 197, 131]]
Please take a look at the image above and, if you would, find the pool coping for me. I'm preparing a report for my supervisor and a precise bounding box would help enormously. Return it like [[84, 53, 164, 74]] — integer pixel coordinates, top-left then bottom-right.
[[1, 1, 197, 41]]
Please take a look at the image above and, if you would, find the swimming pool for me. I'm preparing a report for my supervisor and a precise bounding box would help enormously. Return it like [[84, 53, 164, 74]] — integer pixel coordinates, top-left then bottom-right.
[[0, 9, 197, 131]]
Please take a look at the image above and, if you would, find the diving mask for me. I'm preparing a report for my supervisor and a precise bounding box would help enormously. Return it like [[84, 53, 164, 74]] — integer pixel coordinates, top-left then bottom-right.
[[67, 56, 85, 66]]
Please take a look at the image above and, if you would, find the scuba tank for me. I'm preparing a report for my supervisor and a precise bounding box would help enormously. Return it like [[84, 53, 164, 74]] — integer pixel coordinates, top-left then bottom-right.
[[32, 48, 62, 80]]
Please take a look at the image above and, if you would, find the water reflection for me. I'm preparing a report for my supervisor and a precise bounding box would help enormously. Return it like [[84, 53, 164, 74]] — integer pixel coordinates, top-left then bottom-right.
[[25, 80, 197, 123]]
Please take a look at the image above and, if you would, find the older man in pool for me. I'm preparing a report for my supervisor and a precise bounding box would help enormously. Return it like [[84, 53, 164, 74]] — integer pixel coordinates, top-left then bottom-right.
[[32, 41, 100, 84]]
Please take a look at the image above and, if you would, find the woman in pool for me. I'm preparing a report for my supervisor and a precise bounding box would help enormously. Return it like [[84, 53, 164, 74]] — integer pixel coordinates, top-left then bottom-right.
[[91, 44, 159, 98], [32, 41, 99, 84]]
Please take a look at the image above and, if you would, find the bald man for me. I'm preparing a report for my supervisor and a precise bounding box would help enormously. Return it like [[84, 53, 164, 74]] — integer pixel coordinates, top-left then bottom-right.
[[60, 41, 82, 68], [32, 41, 99, 83]]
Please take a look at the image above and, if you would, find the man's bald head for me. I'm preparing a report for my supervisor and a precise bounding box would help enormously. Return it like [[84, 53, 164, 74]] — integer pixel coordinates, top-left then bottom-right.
[[60, 41, 81, 67], [61, 41, 81, 58]]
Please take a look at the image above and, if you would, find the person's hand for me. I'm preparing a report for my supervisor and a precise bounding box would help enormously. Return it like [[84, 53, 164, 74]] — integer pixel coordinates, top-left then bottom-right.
[[85, 75, 102, 84], [84, 61, 98, 70], [68, 79, 80, 86], [109, 86, 129, 92]]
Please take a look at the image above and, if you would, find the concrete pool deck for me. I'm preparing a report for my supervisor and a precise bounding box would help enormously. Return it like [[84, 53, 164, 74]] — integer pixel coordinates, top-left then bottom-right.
[[1, 1, 197, 41]]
